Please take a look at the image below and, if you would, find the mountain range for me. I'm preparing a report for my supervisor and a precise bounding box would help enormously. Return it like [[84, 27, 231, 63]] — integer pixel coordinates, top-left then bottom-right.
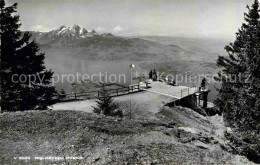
[[31, 25, 114, 46], [31, 25, 204, 62]]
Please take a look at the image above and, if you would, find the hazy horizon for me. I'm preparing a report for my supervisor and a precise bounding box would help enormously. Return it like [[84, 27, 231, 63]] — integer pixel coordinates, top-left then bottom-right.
[[7, 0, 255, 40]]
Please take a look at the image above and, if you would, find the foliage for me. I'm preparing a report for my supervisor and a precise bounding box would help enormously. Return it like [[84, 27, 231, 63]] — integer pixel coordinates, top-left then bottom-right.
[[215, 0, 260, 132], [0, 1, 56, 112], [92, 84, 122, 117], [214, 0, 260, 162], [71, 79, 101, 93], [57, 89, 66, 99]]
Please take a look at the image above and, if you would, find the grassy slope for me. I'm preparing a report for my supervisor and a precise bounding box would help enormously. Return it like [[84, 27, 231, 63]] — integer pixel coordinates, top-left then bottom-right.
[[0, 108, 252, 164]]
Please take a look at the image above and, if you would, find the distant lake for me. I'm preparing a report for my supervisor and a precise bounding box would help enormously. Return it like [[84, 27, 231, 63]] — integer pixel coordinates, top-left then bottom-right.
[[49, 59, 145, 92]]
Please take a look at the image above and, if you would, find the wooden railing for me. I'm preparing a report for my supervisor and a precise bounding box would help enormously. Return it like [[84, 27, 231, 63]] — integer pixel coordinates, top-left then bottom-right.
[[180, 86, 200, 98], [56, 84, 143, 101]]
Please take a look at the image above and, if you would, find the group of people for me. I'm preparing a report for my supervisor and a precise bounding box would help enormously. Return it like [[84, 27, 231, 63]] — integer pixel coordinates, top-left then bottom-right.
[[149, 69, 157, 81], [165, 77, 177, 86], [148, 69, 208, 89]]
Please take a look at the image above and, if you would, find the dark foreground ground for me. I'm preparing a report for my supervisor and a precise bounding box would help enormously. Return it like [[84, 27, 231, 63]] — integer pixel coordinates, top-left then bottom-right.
[[0, 107, 254, 164]]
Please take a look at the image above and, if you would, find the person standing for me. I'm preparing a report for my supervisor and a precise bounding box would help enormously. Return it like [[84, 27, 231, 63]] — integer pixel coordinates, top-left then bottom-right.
[[149, 70, 153, 79], [153, 69, 157, 81], [201, 78, 207, 90]]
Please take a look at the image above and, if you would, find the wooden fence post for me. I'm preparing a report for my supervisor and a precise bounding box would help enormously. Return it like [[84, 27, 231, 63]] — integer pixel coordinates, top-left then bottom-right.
[[116, 89, 119, 96], [74, 93, 77, 100]]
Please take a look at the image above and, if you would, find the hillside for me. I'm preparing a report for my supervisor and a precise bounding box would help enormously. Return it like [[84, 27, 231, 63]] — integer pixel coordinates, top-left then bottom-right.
[[0, 108, 253, 164], [139, 36, 229, 62]]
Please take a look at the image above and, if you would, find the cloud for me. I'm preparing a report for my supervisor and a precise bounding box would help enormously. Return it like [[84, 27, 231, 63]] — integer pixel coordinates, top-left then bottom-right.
[[32, 25, 49, 32], [113, 26, 123, 33], [96, 27, 105, 32]]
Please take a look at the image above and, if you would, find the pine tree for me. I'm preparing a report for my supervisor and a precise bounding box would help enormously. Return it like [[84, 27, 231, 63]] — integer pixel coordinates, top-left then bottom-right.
[[214, 1, 260, 162], [215, 0, 260, 132], [93, 84, 122, 117], [0, 1, 56, 112]]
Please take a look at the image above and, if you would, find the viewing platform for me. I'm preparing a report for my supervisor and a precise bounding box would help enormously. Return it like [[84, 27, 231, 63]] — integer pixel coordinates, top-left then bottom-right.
[[54, 79, 210, 110], [142, 81, 198, 99], [140, 80, 210, 109]]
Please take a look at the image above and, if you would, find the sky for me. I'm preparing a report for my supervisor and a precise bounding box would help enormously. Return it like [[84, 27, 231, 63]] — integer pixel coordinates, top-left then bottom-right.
[[6, 0, 255, 40]]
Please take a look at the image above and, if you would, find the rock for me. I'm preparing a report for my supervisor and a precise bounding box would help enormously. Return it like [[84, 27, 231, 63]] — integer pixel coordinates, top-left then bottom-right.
[[93, 157, 100, 162], [178, 127, 198, 134], [197, 145, 208, 149], [164, 128, 179, 137], [220, 143, 238, 154], [180, 137, 193, 143], [177, 128, 197, 139], [226, 127, 232, 133], [156, 126, 166, 131], [197, 136, 214, 144], [165, 122, 176, 128], [213, 140, 219, 144]]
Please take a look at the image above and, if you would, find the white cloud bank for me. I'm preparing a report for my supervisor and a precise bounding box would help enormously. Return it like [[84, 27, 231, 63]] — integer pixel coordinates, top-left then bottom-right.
[[31, 25, 50, 32], [113, 26, 123, 33], [96, 27, 105, 32]]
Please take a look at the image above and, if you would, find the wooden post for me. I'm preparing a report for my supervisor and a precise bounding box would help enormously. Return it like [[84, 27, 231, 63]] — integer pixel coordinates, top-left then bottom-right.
[[202, 91, 208, 109], [116, 89, 119, 96], [129, 99, 132, 119], [196, 93, 200, 107], [98, 91, 99, 97], [74, 93, 77, 100], [132, 85, 134, 92]]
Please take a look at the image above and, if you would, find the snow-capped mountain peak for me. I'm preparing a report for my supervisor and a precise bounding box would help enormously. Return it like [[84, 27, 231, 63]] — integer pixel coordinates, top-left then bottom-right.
[[71, 25, 80, 34], [53, 25, 100, 38], [31, 25, 114, 46]]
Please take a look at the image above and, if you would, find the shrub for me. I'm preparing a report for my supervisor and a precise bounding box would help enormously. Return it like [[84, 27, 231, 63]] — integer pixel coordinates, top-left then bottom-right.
[[92, 84, 122, 117]]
